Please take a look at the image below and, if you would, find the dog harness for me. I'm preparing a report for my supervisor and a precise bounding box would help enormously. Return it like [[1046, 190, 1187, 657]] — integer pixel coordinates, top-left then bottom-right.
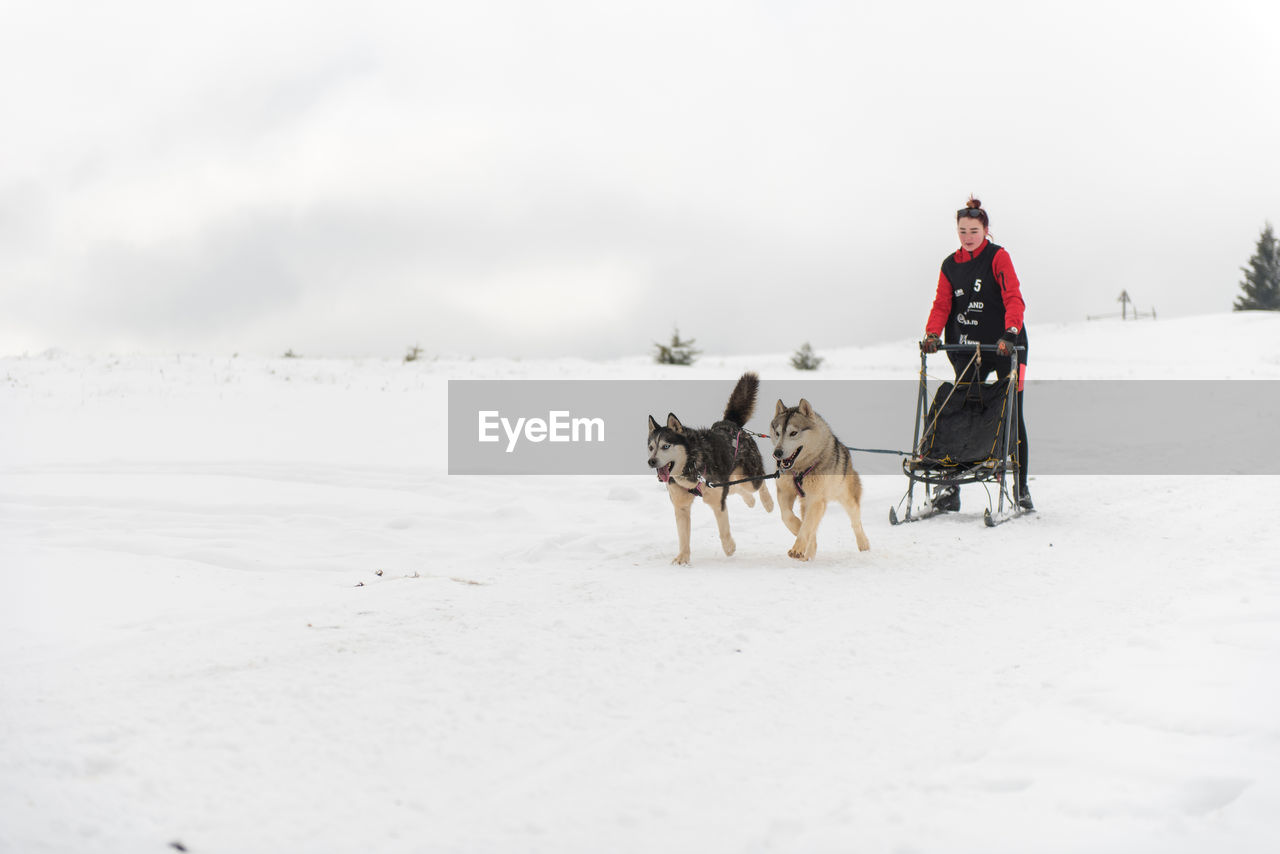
[[791, 464, 815, 498], [683, 428, 752, 497]]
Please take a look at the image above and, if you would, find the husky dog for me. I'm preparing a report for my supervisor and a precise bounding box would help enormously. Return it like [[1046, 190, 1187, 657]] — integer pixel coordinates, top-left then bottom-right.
[[770, 399, 871, 561], [647, 373, 775, 565]]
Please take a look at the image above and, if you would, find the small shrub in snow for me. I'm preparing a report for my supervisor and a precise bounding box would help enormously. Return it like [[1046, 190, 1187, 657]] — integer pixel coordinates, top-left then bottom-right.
[[654, 328, 700, 366], [791, 342, 824, 371]]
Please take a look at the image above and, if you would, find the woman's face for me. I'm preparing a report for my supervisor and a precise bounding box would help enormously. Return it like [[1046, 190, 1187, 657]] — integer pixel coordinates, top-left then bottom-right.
[[957, 216, 987, 253]]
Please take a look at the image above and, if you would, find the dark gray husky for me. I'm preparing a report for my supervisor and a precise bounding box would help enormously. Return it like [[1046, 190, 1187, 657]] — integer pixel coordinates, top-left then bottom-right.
[[647, 372, 774, 564]]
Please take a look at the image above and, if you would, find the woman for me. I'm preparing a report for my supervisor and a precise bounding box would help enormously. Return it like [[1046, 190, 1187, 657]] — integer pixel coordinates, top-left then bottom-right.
[[920, 197, 1032, 511]]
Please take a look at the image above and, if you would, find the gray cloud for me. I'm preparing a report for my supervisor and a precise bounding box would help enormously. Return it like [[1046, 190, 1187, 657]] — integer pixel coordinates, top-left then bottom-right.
[[2, 0, 1278, 357]]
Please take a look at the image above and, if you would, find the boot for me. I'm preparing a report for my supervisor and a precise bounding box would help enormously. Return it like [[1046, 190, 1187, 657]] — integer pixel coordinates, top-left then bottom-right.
[[1017, 485, 1034, 511], [933, 485, 960, 512]]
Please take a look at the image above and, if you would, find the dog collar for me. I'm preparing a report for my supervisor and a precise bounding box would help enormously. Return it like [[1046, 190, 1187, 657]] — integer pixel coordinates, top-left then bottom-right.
[[680, 467, 707, 497]]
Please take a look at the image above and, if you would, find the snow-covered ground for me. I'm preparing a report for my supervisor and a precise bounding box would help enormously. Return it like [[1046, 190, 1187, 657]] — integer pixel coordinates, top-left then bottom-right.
[[3, 313, 1279, 853]]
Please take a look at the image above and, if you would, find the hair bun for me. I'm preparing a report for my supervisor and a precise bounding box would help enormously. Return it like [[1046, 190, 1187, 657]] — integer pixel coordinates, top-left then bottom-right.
[[966, 196, 983, 210]]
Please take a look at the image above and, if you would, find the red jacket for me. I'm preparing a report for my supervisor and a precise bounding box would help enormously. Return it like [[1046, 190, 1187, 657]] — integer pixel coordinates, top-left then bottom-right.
[[925, 239, 1025, 336]]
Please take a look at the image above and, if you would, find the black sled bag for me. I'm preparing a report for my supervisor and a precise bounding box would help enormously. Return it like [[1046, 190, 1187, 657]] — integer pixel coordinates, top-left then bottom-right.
[[917, 381, 1010, 469]]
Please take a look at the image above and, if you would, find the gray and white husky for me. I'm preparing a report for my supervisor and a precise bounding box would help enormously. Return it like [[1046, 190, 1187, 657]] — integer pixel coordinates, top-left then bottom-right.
[[770, 398, 871, 561], [647, 372, 774, 565]]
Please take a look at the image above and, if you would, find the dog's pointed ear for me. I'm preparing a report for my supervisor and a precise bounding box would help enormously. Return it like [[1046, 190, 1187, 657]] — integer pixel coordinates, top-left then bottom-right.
[[798, 398, 813, 416], [666, 413, 684, 433], [648, 415, 659, 433], [775, 399, 786, 417]]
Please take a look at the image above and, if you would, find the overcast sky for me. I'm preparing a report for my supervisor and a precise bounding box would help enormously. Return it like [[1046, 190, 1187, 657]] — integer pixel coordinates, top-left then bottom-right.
[[2, 0, 1277, 359]]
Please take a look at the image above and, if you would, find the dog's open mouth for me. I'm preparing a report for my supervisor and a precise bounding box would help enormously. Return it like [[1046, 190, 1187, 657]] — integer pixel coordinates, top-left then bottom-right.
[[778, 446, 803, 471], [656, 461, 674, 483]]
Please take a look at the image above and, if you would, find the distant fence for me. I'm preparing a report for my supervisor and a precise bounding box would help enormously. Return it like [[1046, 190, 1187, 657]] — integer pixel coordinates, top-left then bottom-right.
[[1090, 291, 1156, 321]]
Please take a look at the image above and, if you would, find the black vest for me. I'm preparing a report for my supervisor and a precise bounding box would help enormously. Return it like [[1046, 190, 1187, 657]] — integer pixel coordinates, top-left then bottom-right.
[[941, 241, 1015, 347]]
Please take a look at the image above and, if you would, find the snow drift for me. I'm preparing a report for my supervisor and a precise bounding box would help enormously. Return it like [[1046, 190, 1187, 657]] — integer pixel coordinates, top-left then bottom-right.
[[2, 313, 1279, 854]]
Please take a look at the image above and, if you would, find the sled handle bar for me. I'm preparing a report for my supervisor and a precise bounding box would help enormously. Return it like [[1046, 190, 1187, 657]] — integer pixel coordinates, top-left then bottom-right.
[[931, 343, 1025, 353]]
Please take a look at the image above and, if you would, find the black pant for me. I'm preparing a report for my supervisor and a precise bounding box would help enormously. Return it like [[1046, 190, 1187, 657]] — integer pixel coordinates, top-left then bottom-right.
[[947, 348, 1030, 492]]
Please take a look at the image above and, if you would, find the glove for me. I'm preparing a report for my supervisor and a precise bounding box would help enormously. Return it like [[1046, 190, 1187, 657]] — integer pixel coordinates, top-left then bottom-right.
[[920, 333, 940, 354], [996, 327, 1019, 356]]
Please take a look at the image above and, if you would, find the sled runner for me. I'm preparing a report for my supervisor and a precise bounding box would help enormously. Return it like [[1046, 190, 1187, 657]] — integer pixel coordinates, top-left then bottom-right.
[[890, 343, 1029, 527]]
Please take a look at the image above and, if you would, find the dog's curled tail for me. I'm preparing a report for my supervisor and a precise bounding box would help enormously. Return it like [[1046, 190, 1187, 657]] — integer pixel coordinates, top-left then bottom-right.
[[723, 372, 759, 427]]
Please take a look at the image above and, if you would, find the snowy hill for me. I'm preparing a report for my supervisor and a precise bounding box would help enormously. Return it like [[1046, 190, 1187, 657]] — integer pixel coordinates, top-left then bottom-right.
[[2, 313, 1279, 853]]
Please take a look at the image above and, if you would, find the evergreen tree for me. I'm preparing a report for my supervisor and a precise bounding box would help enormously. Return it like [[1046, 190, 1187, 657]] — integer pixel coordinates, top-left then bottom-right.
[[790, 342, 824, 371], [1233, 223, 1280, 311], [654, 327, 700, 366]]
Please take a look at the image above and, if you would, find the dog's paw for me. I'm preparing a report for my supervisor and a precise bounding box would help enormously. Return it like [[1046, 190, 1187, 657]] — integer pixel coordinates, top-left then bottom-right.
[[672, 553, 691, 565], [721, 537, 736, 557], [787, 546, 810, 561]]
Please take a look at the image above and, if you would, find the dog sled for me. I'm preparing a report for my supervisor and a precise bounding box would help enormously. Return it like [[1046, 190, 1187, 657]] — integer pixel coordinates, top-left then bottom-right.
[[890, 343, 1030, 527]]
